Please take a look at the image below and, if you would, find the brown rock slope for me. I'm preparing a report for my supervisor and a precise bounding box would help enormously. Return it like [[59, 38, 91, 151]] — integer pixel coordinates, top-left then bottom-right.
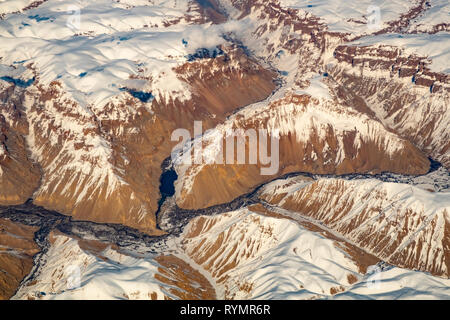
[[2, 47, 276, 234], [175, 93, 430, 210], [0, 218, 39, 300], [0, 85, 41, 205], [154, 255, 216, 300], [172, 0, 447, 211], [227, 0, 449, 167]]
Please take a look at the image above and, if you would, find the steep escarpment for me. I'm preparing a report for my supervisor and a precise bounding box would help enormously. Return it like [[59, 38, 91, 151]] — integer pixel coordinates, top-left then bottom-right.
[[2, 0, 445, 232], [218, 0, 450, 168], [174, 93, 429, 210], [0, 0, 275, 233], [167, 0, 450, 211], [329, 43, 450, 167], [0, 0, 448, 301]]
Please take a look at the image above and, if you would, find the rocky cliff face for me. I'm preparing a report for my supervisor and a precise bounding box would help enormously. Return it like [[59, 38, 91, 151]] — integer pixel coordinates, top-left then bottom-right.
[[330, 44, 450, 167], [170, 0, 449, 210]]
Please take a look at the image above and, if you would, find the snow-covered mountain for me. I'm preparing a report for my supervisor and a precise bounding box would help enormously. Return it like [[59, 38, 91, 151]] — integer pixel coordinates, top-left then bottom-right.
[[260, 175, 450, 277], [0, 0, 276, 232], [10, 203, 450, 300], [0, 0, 449, 300]]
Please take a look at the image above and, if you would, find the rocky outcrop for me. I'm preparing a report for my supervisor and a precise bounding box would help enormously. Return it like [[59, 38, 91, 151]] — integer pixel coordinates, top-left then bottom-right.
[[219, 0, 449, 169], [0, 85, 41, 205], [0, 0, 447, 237]]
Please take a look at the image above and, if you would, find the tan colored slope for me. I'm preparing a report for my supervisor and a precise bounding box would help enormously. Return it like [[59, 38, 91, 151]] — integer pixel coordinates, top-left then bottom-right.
[[223, 0, 449, 168], [181, 211, 279, 299], [0, 86, 41, 205], [0, 218, 39, 300], [24, 48, 276, 234], [330, 44, 450, 167], [176, 94, 429, 210], [154, 255, 216, 300], [180, 206, 379, 299]]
